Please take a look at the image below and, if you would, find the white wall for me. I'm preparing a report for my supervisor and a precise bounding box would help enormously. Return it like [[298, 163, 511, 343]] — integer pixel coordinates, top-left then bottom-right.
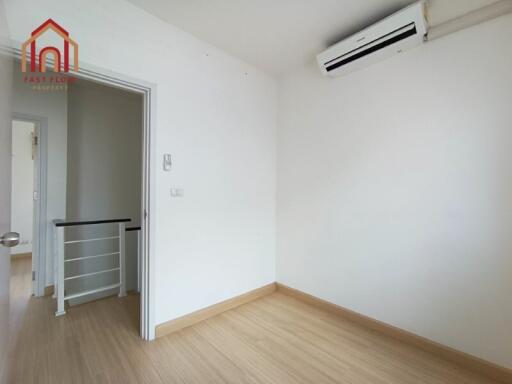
[[11, 66, 67, 286], [10, 120, 34, 255], [4, 0, 277, 325], [277, 15, 512, 369], [66, 79, 142, 300]]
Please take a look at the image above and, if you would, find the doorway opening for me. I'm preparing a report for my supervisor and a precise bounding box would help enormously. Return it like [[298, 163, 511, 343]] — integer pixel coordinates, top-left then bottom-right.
[[9, 57, 155, 342], [9, 119, 37, 343], [10, 115, 47, 298], [58, 77, 144, 315], [10, 119, 36, 273]]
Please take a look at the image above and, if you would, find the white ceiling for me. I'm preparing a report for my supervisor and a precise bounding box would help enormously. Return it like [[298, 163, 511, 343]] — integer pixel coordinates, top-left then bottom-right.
[[125, 0, 500, 76]]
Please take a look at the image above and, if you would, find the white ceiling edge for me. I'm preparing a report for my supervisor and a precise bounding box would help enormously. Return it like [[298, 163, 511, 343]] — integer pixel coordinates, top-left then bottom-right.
[[124, 0, 501, 77]]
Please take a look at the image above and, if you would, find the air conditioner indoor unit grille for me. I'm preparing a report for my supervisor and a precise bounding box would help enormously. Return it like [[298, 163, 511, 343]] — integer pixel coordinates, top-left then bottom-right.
[[324, 22, 418, 73], [317, 1, 429, 77]]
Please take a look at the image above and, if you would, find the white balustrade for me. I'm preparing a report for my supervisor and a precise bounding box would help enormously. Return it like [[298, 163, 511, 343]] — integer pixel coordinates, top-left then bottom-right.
[[53, 218, 131, 316]]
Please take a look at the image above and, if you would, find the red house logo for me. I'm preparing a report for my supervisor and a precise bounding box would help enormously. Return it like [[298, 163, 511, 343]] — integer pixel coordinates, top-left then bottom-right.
[[21, 19, 79, 73]]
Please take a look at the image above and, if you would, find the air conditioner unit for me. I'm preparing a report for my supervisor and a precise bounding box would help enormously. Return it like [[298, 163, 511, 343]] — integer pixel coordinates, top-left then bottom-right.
[[317, 1, 429, 77]]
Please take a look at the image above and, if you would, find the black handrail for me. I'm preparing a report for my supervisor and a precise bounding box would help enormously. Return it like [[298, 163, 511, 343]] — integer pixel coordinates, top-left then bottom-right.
[[55, 218, 131, 227]]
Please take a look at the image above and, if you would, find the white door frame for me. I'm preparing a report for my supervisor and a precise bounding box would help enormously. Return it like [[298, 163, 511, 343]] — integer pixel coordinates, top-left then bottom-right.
[[11, 113, 47, 298], [4, 45, 157, 341]]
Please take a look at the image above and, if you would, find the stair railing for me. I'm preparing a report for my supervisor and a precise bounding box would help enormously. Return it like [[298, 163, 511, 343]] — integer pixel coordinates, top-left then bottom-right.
[[53, 218, 131, 316]]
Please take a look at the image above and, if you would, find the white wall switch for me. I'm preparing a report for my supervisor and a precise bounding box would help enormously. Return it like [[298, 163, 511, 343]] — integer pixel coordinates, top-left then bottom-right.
[[163, 154, 172, 171], [170, 188, 184, 197]]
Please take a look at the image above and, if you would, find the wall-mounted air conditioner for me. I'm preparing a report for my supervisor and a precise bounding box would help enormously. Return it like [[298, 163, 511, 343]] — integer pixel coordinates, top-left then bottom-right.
[[317, 1, 429, 77]]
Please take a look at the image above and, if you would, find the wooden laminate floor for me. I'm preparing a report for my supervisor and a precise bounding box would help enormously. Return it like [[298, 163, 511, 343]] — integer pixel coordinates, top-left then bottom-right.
[[9, 257, 498, 384]]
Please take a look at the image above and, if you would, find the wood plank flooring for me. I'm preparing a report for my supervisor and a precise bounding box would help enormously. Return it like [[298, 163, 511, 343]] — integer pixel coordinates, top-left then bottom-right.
[[9, 257, 499, 383]]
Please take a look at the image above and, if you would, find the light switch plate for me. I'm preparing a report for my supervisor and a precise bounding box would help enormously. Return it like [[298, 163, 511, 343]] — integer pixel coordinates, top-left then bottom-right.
[[170, 188, 184, 197], [163, 154, 172, 171]]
